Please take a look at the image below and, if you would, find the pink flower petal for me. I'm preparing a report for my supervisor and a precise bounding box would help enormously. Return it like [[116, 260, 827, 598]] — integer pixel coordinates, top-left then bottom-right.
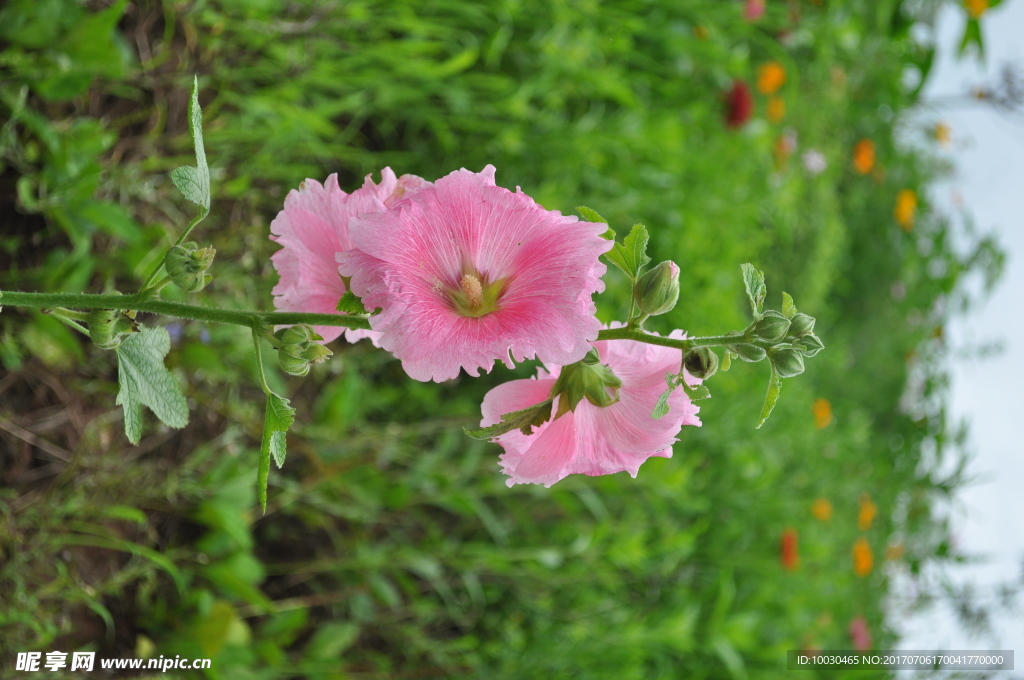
[[484, 327, 702, 487], [339, 165, 612, 382], [270, 168, 426, 343]]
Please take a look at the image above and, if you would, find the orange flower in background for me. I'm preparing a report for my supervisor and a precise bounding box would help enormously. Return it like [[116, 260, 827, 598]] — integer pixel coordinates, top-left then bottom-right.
[[757, 62, 787, 95], [894, 189, 917, 231], [694, 25, 709, 40], [780, 528, 800, 571], [964, 0, 988, 19], [812, 498, 833, 521], [852, 537, 873, 577], [852, 139, 875, 174], [934, 122, 952, 148], [812, 398, 832, 429], [767, 96, 786, 122], [885, 543, 905, 561], [858, 493, 877, 531]]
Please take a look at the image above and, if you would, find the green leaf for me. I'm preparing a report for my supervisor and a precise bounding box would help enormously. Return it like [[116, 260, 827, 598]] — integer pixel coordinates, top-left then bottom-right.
[[781, 292, 797, 319], [651, 386, 674, 420], [605, 224, 651, 280], [576, 206, 615, 239], [115, 327, 189, 445], [720, 350, 734, 372], [464, 399, 553, 440], [651, 371, 711, 419], [170, 166, 206, 208], [576, 205, 607, 224], [741, 263, 766, 317], [336, 290, 368, 314], [682, 383, 711, 401], [173, 76, 210, 212], [258, 391, 295, 512], [958, 18, 983, 58], [755, 364, 782, 429]]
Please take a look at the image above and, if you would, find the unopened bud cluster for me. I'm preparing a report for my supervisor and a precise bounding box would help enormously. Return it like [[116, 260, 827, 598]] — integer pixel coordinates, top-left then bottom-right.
[[165, 242, 216, 292], [765, 312, 823, 378], [274, 325, 332, 376]]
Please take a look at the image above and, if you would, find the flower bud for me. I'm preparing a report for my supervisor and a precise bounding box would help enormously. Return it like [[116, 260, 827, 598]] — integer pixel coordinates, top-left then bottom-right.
[[788, 313, 815, 337], [683, 347, 719, 380], [632, 260, 680, 317], [732, 343, 767, 363], [796, 333, 824, 357], [753, 310, 791, 343], [770, 348, 805, 378], [550, 348, 623, 416], [274, 325, 333, 376], [88, 308, 137, 349], [165, 242, 216, 293]]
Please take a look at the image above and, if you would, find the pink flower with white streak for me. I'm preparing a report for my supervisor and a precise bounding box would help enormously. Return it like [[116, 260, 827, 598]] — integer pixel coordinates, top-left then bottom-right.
[[269, 168, 429, 343], [481, 329, 703, 487], [337, 165, 612, 382]]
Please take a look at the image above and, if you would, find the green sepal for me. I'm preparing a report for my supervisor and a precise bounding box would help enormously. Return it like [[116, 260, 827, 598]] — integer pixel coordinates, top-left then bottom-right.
[[732, 343, 767, 363], [796, 333, 824, 357], [464, 399, 554, 440]]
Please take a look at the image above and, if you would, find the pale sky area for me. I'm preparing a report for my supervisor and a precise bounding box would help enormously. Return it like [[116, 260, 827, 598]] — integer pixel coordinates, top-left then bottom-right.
[[893, 0, 1024, 669]]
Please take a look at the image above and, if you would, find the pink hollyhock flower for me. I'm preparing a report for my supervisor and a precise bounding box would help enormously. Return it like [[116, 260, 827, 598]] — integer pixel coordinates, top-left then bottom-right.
[[480, 329, 702, 487], [744, 0, 766, 21], [269, 168, 429, 343], [849, 616, 872, 651], [338, 165, 612, 382]]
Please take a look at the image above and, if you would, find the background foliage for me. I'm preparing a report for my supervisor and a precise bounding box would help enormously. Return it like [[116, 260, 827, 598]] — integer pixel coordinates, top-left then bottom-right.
[[0, 0, 1006, 677]]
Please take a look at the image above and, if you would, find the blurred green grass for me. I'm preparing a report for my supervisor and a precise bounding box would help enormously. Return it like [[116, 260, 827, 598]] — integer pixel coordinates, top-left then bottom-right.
[[0, 0, 1004, 678]]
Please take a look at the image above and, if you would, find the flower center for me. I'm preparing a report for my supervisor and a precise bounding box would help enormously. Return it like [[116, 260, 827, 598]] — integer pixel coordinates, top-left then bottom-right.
[[460, 274, 484, 309], [448, 271, 508, 318]]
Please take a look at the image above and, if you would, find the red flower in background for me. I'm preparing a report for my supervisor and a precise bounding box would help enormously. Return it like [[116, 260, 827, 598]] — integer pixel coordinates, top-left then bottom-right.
[[724, 80, 753, 129], [780, 528, 799, 570]]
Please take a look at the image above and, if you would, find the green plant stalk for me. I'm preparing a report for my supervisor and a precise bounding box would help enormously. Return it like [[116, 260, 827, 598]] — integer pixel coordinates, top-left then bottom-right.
[[596, 327, 755, 352], [1, 291, 372, 331], [7, 291, 768, 353]]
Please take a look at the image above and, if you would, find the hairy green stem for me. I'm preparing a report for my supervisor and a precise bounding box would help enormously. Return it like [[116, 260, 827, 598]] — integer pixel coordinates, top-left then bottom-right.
[[251, 327, 272, 395], [596, 328, 754, 352], [1, 291, 372, 330]]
